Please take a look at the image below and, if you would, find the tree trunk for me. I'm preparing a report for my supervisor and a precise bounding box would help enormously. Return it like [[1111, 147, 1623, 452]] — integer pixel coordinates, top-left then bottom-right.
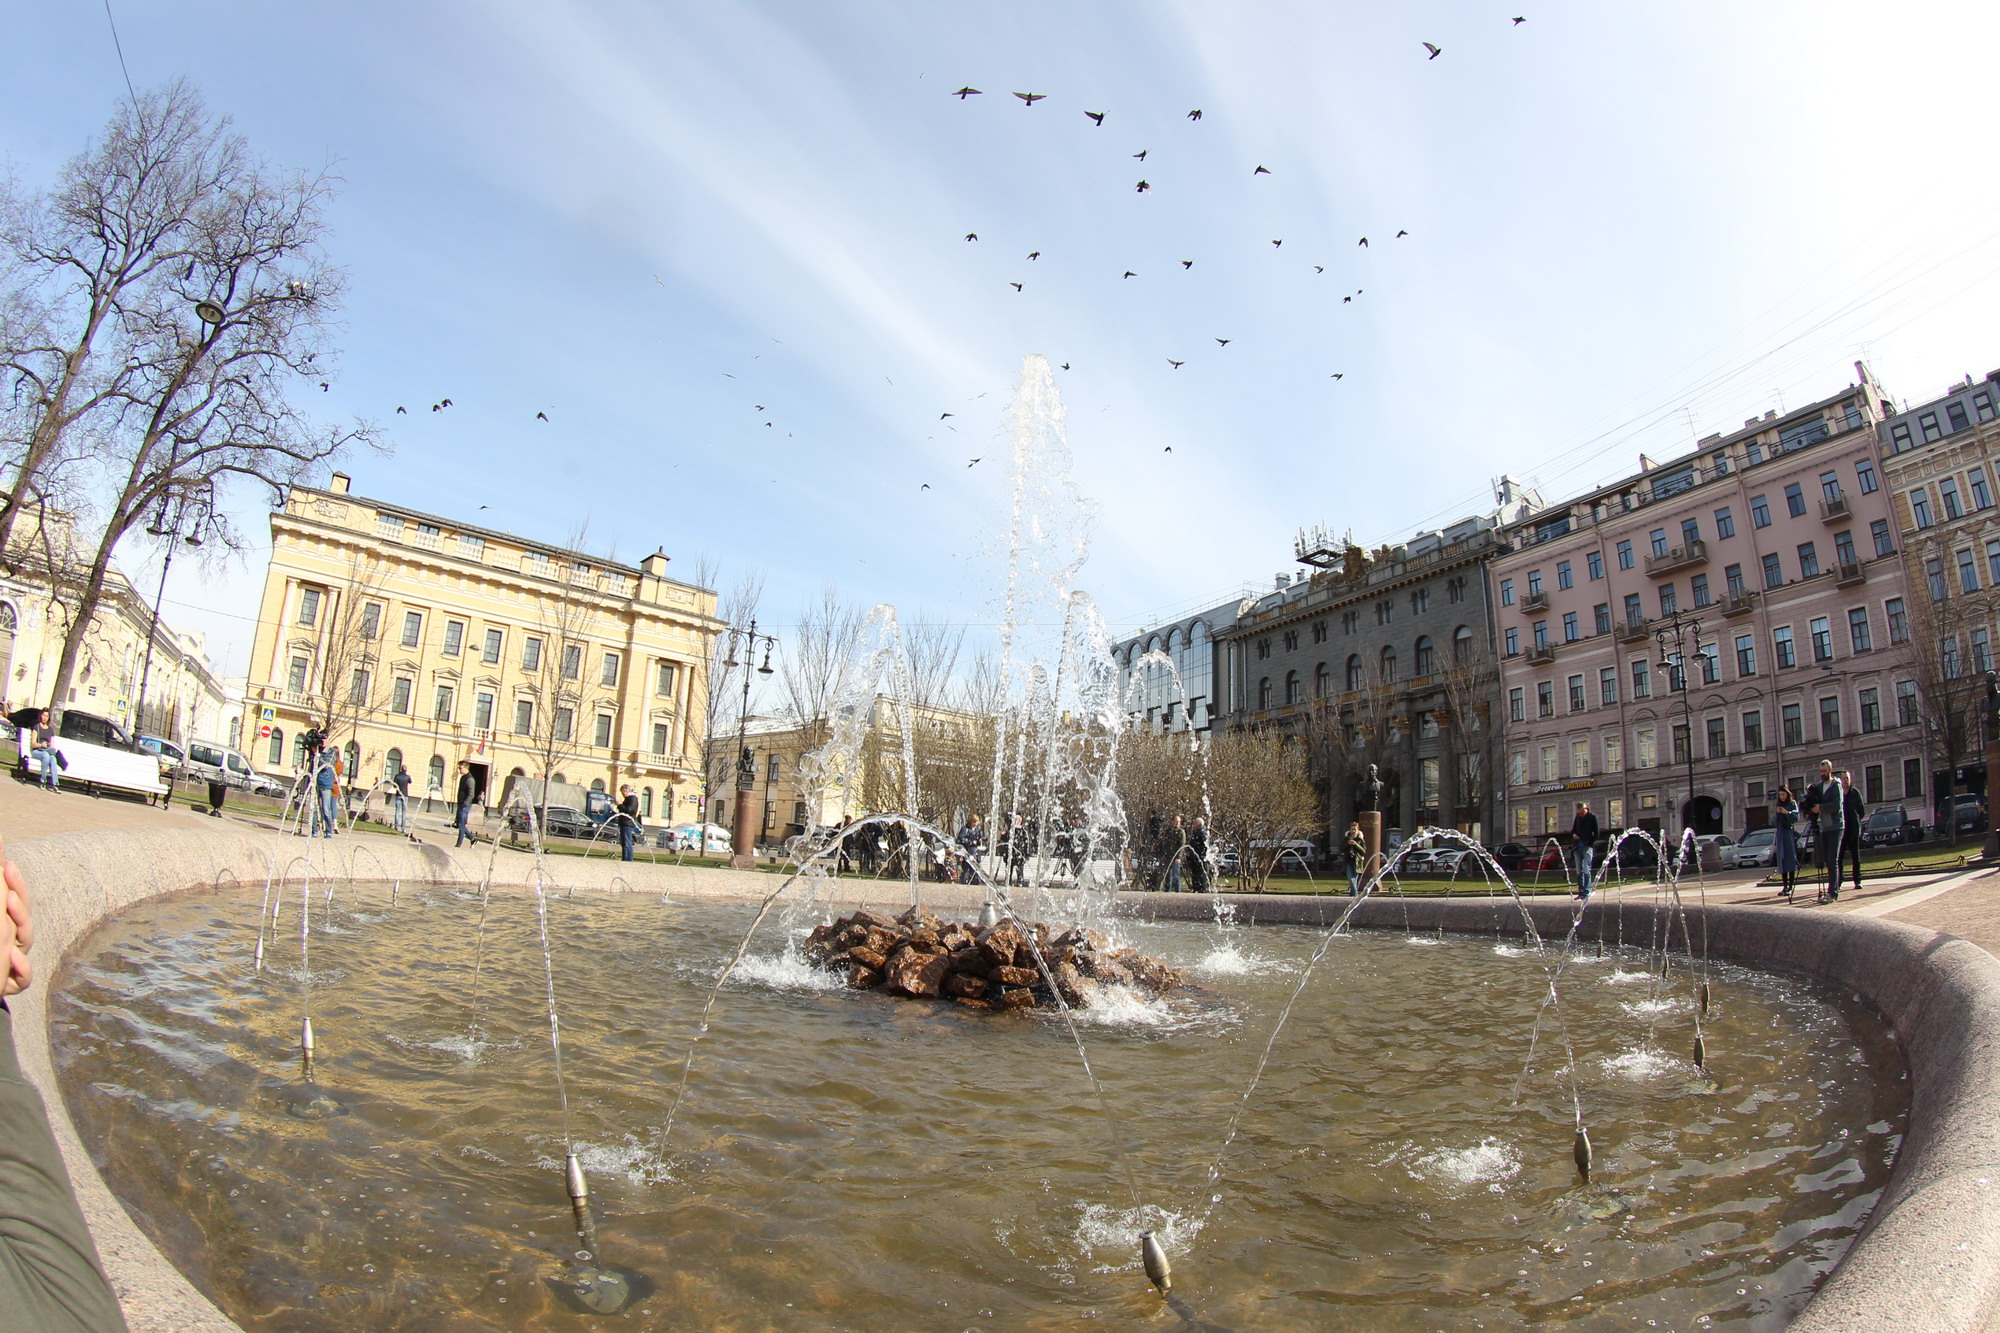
[[45, 531, 121, 724]]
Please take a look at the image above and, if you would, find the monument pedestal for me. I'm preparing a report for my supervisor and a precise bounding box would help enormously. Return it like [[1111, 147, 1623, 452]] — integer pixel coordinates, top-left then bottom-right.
[[731, 786, 757, 870], [1358, 810, 1383, 888]]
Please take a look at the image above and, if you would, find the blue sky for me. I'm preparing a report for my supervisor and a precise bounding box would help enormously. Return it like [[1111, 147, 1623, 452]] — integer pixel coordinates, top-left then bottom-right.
[[7, 0, 2000, 677]]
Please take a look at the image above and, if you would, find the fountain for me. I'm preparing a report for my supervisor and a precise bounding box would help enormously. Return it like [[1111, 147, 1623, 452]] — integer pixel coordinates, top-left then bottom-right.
[[22, 355, 1938, 1329]]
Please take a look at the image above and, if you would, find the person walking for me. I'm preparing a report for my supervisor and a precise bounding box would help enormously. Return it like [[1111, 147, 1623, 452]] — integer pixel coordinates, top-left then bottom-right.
[[1803, 760, 1846, 902], [1003, 814, 1031, 886], [1343, 821, 1366, 895], [1840, 769, 1865, 895], [310, 746, 339, 837], [1773, 787, 1801, 898], [1570, 801, 1601, 900], [1188, 817, 1211, 893], [1163, 814, 1188, 892], [391, 763, 412, 834], [453, 760, 479, 848], [613, 784, 640, 862], [956, 813, 985, 881]]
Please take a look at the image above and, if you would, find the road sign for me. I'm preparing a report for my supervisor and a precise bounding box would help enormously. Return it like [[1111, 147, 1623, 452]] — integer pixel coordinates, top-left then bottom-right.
[[260, 706, 276, 722], [259, 725, 272, 740]]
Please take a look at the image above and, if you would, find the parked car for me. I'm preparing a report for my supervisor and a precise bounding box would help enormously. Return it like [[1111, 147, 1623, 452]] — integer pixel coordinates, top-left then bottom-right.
[[184, 739, 287, 796], [668, 822, 735, 855], [1862, 805, 1924, 847], [1938, 794, 1988, 838], [1489, 843, 1534, 874], [1597, 831, 1660, 871], [506, 803, 600, 841], [1731, 827, 1778, 868]]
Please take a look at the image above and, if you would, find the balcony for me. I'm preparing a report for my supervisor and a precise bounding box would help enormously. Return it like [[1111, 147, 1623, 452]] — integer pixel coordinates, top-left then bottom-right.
[[1644, 539, 1708, 575], [1521, 589, 1549, 612], [1526, 643, 1557, 665], [1835, 560, 1866, 586], [1723, 591, 1760, 617], [1819, 494, 1850, 522], [1615, 615, 1650, 643]]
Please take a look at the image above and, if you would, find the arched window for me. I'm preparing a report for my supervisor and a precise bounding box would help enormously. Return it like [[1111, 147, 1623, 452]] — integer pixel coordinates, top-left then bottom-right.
[[343, 741, 360, 780], [0, 602, 16, 631], [1414, 636, 1437, 675], [385, 746, 403, 781], [1453, 625, 1474, 667], [292, 734, 309, 768], [642, 786, 653, 818], [428, 754, 446, 793], [1284, 670, 1302, 704], [590, 777, 606, 793], [1346, 654, 1364, 690], [1258, 677, 1273, 709], [1315, 661, 1331, 697], [268, 727, 285, 767], [1380, 646, 1398, 683]]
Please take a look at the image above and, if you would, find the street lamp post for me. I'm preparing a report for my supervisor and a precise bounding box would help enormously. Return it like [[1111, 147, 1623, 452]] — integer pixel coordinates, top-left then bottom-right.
[[1653, 609, 1705, 856], [724, 618, 777, 870], [132, 481, 212, 743]]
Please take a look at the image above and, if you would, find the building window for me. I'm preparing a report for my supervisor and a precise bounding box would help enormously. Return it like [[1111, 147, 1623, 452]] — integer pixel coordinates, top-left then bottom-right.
[[1977, 627, 1993, 674], [391, 677, 413, 714], [1859, 687, 1880, 733], [287, 656, 309, 694], [434, 686, 454, 722], [428, 755, 446, 795], [1603, 734, 1623, 773], [514, 699, 534, 734], [1568, 674, 1586, 711], [1973, 469, 1994, 510], [1808, 616, 1833, 662], [1619, 593, 1640, 626], [1258, 678, 1272, 709], [1742, 710, 1763, 751], [1256, 638, 1271, 660], [1527, 570, 1544, 597], [1897, 680, 1919, 727], [1691, 574, 1711, 607], [1556, 561, 1573, 590], [553, 707, 574, 742], [348, 668, 370, 704], [1616, 539, 1634, 570], [1887, 597, 1909, 644], [1781, 702, 1803, 747], [1699, 644, 1720, 684], [1943, 477, 1965, 519], [360, 602, 381, 640], [561, 643, 582, 680], [601, 651, 621, 687], [1453, 625, 1474, 666], [1725, 563, 1745, 598], [1961, 550, 1981, 594], [1659, 583, 1678, 616], [1380, 647, 1398, 682], [1499, 578, 1514, 607], [1312, 619, 1329, 642], [1848, 608, 1872, 653], [1819, 696, 1841, 741], [1411, 588, 1430, 614], [1796, 542, 1819, 578], [1284, 670, 1302, 704], [480, 628, 503, 664], [1904, 757, 1924, 797], [1532, 620, 1548, 649], [1911, 489, 1934, 528], [1921, 411, 1943, 441], [1636, 727, 1657, 769], [1282, 630, 1299, 653], [400, 611, 423, 648], [458, 532, 486, 560], [474, 691, 495, 730], [1594, 603, 1612, 634], [1346, 655, 1364, 690], [413, 521, 441, 549], [651, 722, 670, 755], [1927, 558, 1947, 601], [1649, 528, 1669, 558], [442, 619, 465, 657], [1540, 745, 1559, 783], [1834, 531, 1856, 567], [1672, 724, 1690, 765], [1598, 666, 1618, 705], [1857, 459, 1878, 493], [1681, 518, 1701, 547], [1571, 739, 1591, 777], [1762, 553, 1784, 589], [1872, 520, 1895, 558], [594, 713, 613, 747], [1537, 681, 1554, 717], [1588, 551, 1604, 580], [656, 661, 678, 695], [1819, 470, 1842, 504], [1774, 625, 1796, 669], [1714, 507, 1734, 539], [1508, 686, 1525, 723], [1706, 717, 1726, 759], [1562, 612, 1579, 642], [1980, 392, 1998, 423], [522, 636, 543, 672], [1784, 483, 1806, 517], [268, 727, 285, 767], [1750, 495, 1771, 528], [297, 587, 322, 626], [1631, 659, 1651, 698], [376, 512, 404, 539]]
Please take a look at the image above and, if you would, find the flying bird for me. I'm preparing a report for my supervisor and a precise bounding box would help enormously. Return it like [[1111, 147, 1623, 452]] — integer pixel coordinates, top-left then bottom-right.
[[395, 406, 407, 414], [1253, 165, 1270, 175], [965, 233, 978, 242], [442, 399, 452, 407], [1186, 109, 1202, 121], [1059, 362, 1070, 370], [1215, 338, 1231, 347], [1314, 265, 1325, 274], [1163, 446, 1173, 453], [1358, 237, 1369, 247], [1423, 42, 1442, 58], [1181, 260, 1193, 269], [920, 483, 931, 490], [1013, 92, 1045, 105], [1123, 270, 1137, 279], [952, 86, 981, 98], [319, 382, 329, 392], [1271, 239, 1283, 247], [967, 458, 981, 467], [1027, 251, 1040, 260], [431, 403, 442, 412], [1132, 149, 1148, 161], [1010, 282, 1023, 291], [535, 411, 548, 421], [1136, 180, 1150, 192], [1331, 373, 1344, 380], [1343, 296, 1353, 304], [755, 405, 764, 411], [1512, 15, 1526, 24], [940, 412, 955, 419], [1084, 111, 1105, 126], [1167, 359, 1184, 368], [1397, 229, 1409, 237]]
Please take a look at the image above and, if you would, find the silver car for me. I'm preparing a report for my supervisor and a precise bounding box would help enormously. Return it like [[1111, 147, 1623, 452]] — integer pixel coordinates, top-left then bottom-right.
[[1731, 827, 1777, 868]]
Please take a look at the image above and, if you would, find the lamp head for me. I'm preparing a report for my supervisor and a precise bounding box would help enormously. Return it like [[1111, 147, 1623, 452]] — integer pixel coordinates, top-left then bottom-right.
[[193, 300, 226, 327]]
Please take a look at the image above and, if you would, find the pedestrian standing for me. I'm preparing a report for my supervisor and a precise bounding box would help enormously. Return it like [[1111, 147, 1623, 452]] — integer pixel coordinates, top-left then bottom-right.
[[453, 760, 478, 848], [1004, 814, 1030, 886], [1343, 821, 1366, 896], [1773, 788, 1801, 897], [1569, 801, 1600, 901], [1840, 769, 1865, 895], [1803, 760, 1846, 902], [1163, 814, 1188, 893], [391, 764, 412, 834], [1188, 817, 1211, 893], [956, 813, 985, 879], [614, 784, 640, 862], [311, 747, 338, 838]]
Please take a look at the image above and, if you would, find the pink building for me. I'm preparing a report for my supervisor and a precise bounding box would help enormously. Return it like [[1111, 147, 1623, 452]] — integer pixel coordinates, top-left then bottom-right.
[[1491, 366, 1923, 843]]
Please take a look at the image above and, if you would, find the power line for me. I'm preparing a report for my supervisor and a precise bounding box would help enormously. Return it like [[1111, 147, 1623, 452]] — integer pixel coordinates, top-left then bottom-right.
[[99, 0, 138, 103]]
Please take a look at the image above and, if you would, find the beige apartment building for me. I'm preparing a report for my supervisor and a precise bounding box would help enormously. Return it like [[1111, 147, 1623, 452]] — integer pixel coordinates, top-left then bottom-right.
[[246, 473, 723, 819]]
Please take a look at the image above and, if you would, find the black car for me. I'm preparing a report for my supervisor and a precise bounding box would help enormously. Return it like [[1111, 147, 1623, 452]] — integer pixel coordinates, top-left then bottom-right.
[[1489, 843, 1534, 874], [58, 710, 145, 752], [1861, 805, 1924, 847], [505, 804, 603, 841]]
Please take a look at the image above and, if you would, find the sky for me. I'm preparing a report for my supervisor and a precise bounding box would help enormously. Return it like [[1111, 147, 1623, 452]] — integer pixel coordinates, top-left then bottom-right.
[[6, 0, 2000, 684]]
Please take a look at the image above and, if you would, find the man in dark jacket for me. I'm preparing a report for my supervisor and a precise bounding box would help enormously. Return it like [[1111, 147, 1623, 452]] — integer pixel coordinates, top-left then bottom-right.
[[613, 784, 641, 862], [1187, 817, 1211, 893], [1802, 760, 1846, 901], [453, 760, 479, 848], [1840, 769, 1865, 894], [1569, 802, 1600, 900]]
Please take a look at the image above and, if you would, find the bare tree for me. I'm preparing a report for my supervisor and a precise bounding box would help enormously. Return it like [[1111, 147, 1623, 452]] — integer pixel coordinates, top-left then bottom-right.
[[38, 85, 371, 721], [1204, 728, 1323, 892], [1902, 548, 1985, 845], [778, 585, 864, 756], [695, 563, 763, 840], [1435, 632, 1500, 836]]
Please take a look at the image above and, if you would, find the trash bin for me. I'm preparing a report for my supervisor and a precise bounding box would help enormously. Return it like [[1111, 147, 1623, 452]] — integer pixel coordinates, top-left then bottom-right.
[[206, 780, 228, 818]]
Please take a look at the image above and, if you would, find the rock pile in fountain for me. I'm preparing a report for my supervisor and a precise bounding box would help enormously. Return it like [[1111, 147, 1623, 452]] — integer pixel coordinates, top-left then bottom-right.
[[803, 907, 1184, 1011]]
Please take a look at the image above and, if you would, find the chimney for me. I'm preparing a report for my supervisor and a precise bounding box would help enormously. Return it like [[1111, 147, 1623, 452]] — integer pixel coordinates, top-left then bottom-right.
[[328, 472, 351, 495], [1763, 410, 1776, 421], [640, 548, 670, 578]]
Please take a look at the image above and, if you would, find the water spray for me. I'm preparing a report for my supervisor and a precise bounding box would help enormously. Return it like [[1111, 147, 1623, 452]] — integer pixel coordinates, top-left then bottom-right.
[[1141, 1230, 1172, 1293]]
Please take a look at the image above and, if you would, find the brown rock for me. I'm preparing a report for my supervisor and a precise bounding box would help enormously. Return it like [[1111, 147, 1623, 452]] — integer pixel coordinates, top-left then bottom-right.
[[992, 964, 1039, 988], [852, 909, 898, 931], [951, 948, 992, 978], [885, 947, 953, 998], [847, 966, 884, 990], [847, 946, 888, 971], [907, 928, 944, 952], [944, 974, 989, 999], [1012, 941, 1042, 970], [1052, 961, 1090, 1007], [994, 987, 1037, 1010], [895, 906, 943, 932], [1122, 953, 1185, 993]]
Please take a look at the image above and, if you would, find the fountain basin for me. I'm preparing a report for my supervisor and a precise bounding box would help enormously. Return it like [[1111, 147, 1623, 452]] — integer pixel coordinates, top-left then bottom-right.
[[11, 826, 2000, 1330]]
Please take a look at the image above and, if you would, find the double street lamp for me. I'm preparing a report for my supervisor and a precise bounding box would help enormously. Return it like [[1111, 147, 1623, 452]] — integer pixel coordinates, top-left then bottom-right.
[[722, 619, 776, 868], [132, 480, 216, 741]]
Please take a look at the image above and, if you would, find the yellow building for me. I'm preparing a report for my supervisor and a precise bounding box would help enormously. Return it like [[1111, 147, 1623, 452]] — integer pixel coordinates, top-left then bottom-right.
[[245, 473, 723, 820]]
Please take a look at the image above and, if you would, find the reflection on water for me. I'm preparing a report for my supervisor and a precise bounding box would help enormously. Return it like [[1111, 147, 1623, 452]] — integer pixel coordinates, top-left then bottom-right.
[[51, 884, 1905, 1331]]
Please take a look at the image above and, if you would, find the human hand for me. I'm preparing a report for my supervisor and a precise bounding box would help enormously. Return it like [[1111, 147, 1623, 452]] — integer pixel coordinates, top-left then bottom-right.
[[2, 837, 31, 997]]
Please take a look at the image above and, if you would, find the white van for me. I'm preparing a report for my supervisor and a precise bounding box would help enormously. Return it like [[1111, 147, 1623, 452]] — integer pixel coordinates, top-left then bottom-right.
[[186, 740, 287, 796]]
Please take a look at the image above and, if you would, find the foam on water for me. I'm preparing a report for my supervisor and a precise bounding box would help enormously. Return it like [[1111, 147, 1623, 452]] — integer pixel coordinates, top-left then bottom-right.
[[1405, 936, 1440, 947], [1602, 1048, 1680, 1078], [1191, 943, 1276, 977], [1066, 985, 1182, 1029], [1605, 969, 1655, 985], [535, 1135, 675, 1189], [729, 950, 845, 993], [1071, 1201, 1202, 1272], [386, 1030, 521, 1064], [1405, 1137, 1522, 1192], [1622, 996, 1684, 1017], [1493, 944, 1532, 957]]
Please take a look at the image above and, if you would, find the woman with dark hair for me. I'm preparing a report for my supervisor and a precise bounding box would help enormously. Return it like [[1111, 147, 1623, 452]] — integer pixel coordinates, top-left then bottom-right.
[[1773, 787, 1801, 898]]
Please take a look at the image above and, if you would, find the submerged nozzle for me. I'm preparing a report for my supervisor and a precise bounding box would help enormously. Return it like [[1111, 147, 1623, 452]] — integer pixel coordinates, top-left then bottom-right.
[[391, 879, 400, 906], [1693, 1032, 1706, 1069], [1140, 1230, 1172, 1293], [1699, 981, 1712, 1015], [978, 901, 999, 930], [1573, 1126, 1592, 1182], [565, 1152, 598, 1255], [300, 1015, 316, 1077]]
